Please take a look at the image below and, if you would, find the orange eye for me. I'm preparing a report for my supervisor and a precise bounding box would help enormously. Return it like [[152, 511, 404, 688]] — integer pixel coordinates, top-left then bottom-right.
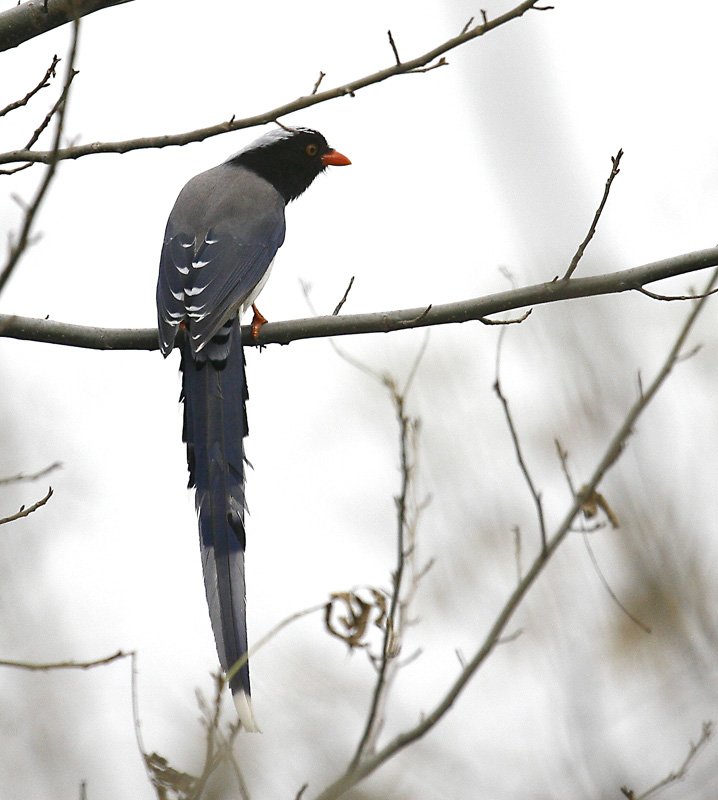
[[306, 143, 318, 157]]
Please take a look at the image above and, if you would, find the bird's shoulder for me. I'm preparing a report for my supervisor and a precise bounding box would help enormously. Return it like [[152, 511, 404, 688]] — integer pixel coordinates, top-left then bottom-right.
[[168, 163, 285, 238]]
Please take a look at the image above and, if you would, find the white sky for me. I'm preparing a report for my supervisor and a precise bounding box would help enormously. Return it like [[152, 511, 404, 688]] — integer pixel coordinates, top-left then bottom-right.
[[1, 1, 718, 798]]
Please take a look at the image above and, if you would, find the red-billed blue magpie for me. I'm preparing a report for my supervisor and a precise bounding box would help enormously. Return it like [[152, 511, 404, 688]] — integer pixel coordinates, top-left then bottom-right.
[[156, 127, 350, 729]]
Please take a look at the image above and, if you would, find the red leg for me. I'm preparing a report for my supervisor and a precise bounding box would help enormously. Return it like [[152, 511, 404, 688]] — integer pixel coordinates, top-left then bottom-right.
[[251, 303, 268, 339]]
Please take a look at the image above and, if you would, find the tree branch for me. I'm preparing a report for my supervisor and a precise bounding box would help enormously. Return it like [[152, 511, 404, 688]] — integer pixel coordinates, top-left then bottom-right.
[[0, 649, 129, 670], [494, 369, 547, 549], [0, 1, 545, 166], [350, 377, 421, 768], [0, 0, 132, 53], [0, 486, 53, 525], [311, 267, 718, 800], [0, 17, 80, 295], [0, 53, 60, 117], [1, 246, 717, 352], [563, 148, 623, 279], [0, 461, 61, 485], [621, 721, 713, 800]]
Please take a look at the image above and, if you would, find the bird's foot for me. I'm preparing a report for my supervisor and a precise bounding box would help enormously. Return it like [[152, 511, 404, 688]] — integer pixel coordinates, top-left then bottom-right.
[[251, 304, 267, 340]]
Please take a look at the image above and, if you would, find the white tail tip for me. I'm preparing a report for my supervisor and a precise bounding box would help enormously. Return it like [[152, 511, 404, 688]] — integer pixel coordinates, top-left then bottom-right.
[[233, 690, 260, 732]]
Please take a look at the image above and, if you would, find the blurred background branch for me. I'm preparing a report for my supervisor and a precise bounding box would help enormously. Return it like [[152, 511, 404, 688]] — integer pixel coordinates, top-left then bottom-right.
[[312, 268, 718, 800]]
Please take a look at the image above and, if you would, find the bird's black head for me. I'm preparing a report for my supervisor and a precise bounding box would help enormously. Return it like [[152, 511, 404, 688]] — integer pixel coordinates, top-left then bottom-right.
[[228, 127, 351, 203]]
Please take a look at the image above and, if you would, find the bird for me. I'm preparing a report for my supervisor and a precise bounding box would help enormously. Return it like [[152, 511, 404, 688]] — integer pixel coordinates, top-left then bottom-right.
[[156, 127, 351, 730]]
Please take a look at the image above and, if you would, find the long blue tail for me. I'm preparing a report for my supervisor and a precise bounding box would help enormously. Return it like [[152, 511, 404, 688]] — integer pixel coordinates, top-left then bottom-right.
[[181, 318, 258, 730]]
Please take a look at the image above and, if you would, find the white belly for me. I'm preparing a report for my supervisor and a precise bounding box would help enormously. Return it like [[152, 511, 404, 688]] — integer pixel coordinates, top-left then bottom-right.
[[241, 258, 275, 316]]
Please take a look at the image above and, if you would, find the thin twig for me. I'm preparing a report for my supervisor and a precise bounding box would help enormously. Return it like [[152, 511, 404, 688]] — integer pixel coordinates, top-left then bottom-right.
[[406, 57, 448, 74], [513, 525, 522, 583], [0, 54, 60, 118], [554, 439, 577, 496], [387, 30, 401, 64], [216, 723, 248, 800], [0, 649, 129, 670], [226, 601, 326, 687], [636, 284, 718, 301], [0, 461, 61, 485], [23, 70, 77, 151], [493, 381, 546, 548], [130, 650, 155, 789], [0, 486, 53, 524], [621, 720, 713, 800], [332, 342, 429, 771], [191, 674, 225, 800], [350, 375, 423, 769], [332, 276, 355, 315], [479, 308, 532, 325], [310, 71, 326, 96], [0, 162, 35, 176], [581, 532, 651, 634], [563, 148, 624, 280], [494, 329, 547, 548], [0, 17, 80, 296]]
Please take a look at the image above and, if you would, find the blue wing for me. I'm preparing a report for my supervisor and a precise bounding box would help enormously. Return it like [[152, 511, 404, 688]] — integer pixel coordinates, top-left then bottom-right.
[[157, 162, 286, 358]]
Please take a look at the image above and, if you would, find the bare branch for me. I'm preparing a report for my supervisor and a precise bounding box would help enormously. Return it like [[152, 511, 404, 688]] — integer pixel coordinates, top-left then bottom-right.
[[191, 674, 227, 800], [0, 461, 62, 486], [311, 71, 326, 96], [3, 246, 717, 352], [0, 18, 80, 296], [387, 30, 401, 65], [0, 1, 545, 167], [311, 269, 718, 800], [332, 276, 355, 315], [0, 0, 132, 52], [621, 720, 713, 800], [351, 383, 413, 766], [0, 162, 35, 177], [0, 54, 60, 117], [226, 600, 327, 691], [581, 532, 651, 634], [0, 649, 128, 670], [563, 148, 624, 279], [554, 438, 577, 496], [479, 308, 532, 325], [0, 486, 53, 525], [22, 70, 76, 151], [636, 284, 718, 301], [494, 329, 547, 548], [406, 57, 448, 75], [130, 651, 154, 789]]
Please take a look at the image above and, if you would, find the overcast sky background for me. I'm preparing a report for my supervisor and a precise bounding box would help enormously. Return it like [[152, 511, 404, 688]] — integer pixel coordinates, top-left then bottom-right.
[[2, 1, 718, 798]]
